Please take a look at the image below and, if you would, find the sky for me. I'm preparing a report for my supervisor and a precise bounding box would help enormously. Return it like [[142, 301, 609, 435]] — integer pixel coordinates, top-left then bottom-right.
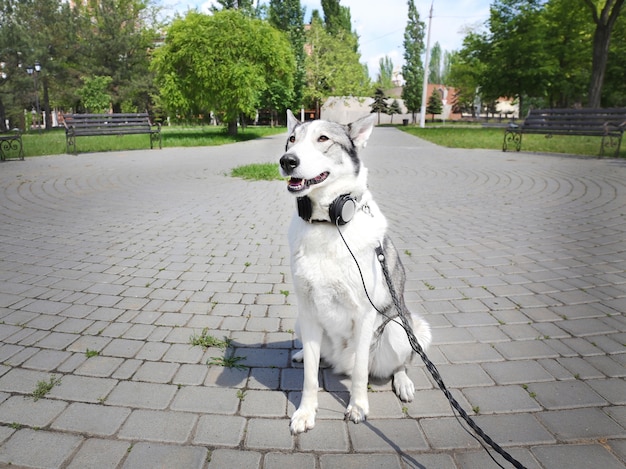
[[160, 0, 492, 79]]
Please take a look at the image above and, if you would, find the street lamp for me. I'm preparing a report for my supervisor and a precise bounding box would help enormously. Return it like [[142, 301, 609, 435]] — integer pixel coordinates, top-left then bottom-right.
[[26, 61, 41, 132]]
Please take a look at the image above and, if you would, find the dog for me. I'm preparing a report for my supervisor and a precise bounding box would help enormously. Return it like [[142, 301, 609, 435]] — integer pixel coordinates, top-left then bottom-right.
[[279, 110, 432, 434]]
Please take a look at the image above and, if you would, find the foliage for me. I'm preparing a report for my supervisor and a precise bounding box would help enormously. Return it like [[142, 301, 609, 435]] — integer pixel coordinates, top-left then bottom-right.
[[268, 0, 307, 109], [370, 88, 389, 124], [426, 89, 443, 121], [303, 12, 370, 110], [581, 0, 625, 107], [388, 99, 402, 123], [151, 10, 295, 135], [401, 0, 425, 122], [428, 42, 443, 84], [76, 76, 113, 113], [376, 56, 395, 90], [450, 0, 626, 111]]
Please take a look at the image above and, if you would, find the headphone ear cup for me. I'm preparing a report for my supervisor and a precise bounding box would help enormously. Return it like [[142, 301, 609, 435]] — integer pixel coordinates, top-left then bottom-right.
[[329, 194, 356, 225]]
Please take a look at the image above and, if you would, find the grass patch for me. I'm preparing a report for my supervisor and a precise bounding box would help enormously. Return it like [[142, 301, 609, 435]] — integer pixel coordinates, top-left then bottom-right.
[[31, 375, 62, 401], [231, 162, 282, 181], [18, 125, 286, 157], [399, 125, 625, 158], [189, 328, 231, 350]]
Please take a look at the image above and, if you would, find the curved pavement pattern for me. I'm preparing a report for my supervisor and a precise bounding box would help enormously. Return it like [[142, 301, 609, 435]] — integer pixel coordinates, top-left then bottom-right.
[[0, 128, 624, 468]]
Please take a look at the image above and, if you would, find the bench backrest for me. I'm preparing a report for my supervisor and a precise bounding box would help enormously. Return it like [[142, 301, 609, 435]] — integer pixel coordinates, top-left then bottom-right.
[[63, 113, 153, 132], [523, 108, 626, 135]]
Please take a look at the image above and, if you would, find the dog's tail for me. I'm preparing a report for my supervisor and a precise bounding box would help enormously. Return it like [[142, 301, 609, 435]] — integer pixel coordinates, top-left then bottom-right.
[[410, 314, 432, 351]]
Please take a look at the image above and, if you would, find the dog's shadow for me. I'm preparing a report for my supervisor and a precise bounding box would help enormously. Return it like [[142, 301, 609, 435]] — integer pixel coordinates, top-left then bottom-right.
[[211, 339, 427, 468]]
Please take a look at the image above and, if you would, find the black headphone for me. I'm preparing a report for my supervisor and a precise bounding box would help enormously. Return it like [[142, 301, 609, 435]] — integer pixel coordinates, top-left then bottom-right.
[[297, 194, 357, 225]]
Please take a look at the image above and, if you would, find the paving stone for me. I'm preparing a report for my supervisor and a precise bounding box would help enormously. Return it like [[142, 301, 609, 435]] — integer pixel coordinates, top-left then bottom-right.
[[106, 381, 176, 409], [240, 389, 287, 417], [456, 447, 542, 469], [319, 453, 403, 469], [119, 409, 197, 443], [298, 419, 350, 452], [123, 442, 207, 469], [170, 386, 239, 414], [349, 418, 429, 452], [264, 452, 317, 469], [420, 416, 482, 450], [66, 438, 130, 469], [527, 380, 607, 409], [245, 418, 294, 450], [75, 356, 124, 377], [439, 343, 504, 363], [537, 407, 624, 441], [208, 449, 261, 469], [494, 340, 559, 360], [0, 428, 82, 468], [132, 361, 179, 383], [51, 402, 130, 436], [532, 443, 626, 469], [0, 367, 54, 394], [0, 396, 67, 427], [193, 414, 246, 446], [481, 360, 554, 385]]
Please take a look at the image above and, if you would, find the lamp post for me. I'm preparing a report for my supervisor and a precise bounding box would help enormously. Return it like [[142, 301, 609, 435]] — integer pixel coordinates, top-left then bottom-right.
[[26, 61, 41, 132]]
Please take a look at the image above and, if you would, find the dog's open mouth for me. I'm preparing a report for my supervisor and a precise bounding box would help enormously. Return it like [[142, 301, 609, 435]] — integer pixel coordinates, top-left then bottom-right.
[[287, 171, 329, 192]]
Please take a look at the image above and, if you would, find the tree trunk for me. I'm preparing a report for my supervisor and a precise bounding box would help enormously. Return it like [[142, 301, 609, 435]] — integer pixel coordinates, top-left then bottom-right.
[[584, 0, 625, 108], [43, 76, 52, 130], [227, 120, 238, 136], [0, 98, 7, 132]]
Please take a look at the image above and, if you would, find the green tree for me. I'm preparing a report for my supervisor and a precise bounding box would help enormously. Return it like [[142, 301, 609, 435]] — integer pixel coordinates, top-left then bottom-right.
[[582, 0, 625, 107], [376, 56, 394, 90], [370, 87, 389, 124], [268, 0, 306, 110], [321, 0, 352, 37], [75, 0, 160, 113], [428, 42, 443, 84], [303, 12, 370, 112], [388, 99, 402, 123], [151, 10, 295, 135], [481, 0, 557, 115], [426, 89, 443, 121], [76, 75, 113, 113], [402, 0, 425, 123]]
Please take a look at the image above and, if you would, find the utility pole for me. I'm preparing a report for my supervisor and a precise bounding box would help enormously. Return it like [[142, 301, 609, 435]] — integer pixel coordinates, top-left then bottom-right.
[[419, 1, 433, 128]]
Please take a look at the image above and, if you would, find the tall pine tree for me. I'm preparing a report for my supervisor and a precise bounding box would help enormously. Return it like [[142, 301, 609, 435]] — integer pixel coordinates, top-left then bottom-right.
[[402, 0, 425, 123]]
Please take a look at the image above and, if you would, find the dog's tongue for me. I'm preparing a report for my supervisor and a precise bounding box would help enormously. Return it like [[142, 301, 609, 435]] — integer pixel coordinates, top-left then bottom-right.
[[288, 178, 306, 192]]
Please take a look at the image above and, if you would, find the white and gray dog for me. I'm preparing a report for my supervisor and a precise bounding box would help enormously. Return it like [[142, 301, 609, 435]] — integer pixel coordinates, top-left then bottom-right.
[[279, 110, 431, 434]]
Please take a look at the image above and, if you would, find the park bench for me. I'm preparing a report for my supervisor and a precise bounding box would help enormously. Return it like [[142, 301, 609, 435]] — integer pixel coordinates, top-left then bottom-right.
[[503, 108, 626, 157], [0, 130, 24, 161], [63, 113, 161, 154]]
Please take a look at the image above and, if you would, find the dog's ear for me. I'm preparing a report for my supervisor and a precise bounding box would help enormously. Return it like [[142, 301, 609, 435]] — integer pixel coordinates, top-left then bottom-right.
[[348, 114, 376, 149], [287, 109, 300, 135]]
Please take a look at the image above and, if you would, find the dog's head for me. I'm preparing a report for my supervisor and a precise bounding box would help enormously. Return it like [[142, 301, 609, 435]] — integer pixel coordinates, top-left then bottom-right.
[[279, 110, 376, 199]]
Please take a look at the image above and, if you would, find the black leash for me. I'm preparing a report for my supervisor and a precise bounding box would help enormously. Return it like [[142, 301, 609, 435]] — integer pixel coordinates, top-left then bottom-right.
[[374, 245, 527, 469], [334, 220, 527, 469]]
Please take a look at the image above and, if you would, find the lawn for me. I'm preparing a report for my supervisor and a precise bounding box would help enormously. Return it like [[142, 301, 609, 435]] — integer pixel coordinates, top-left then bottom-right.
[[399, 124, 625, 158], [17, 125, 287, 158], [11, 122, 624, 159]]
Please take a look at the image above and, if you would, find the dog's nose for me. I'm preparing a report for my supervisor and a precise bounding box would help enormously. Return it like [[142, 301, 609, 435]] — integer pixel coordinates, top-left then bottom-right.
[[280, 153, 299, 174]]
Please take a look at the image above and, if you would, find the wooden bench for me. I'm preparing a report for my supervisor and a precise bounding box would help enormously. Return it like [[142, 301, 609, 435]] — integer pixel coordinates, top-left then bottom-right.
[[503, 108, 626, 157], [63, 113, 161, 154], [0, 130, 24, 161]]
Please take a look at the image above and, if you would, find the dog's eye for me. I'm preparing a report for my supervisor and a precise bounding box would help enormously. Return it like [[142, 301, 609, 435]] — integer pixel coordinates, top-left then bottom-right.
[[318, 135, 329, 142], [289, 135, 295, 143]]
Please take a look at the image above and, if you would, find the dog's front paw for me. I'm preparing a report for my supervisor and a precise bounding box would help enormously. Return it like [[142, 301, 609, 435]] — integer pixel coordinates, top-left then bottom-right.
[[290, 407, 316, 434], [393, 371, 415, 402], [345, 400, 369, 424]]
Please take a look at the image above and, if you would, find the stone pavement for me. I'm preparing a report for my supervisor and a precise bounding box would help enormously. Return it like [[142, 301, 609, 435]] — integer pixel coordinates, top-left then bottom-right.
[[0, 127, 624, 469]]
